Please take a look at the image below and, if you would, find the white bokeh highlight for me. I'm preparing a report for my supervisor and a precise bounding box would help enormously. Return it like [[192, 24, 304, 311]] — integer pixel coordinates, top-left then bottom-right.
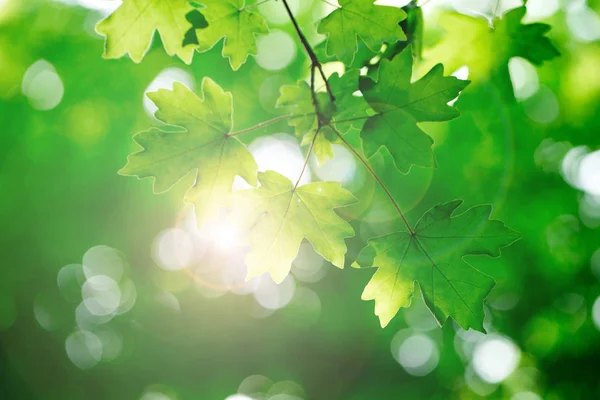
[[144, 68, 195, 117], [21, 59, 64, 111], [472, 335, 520, 383], [65, 330, 103, 370], [153, 228, 195, 271], [256, 30, 297, 71]]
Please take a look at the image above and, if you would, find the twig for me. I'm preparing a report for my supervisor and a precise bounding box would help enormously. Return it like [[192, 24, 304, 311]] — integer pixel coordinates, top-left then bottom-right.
[[227, 114, 293, 137], [294, 127, 321, 189], [329, 124, 415, 235], [280, 0, 335, 102]]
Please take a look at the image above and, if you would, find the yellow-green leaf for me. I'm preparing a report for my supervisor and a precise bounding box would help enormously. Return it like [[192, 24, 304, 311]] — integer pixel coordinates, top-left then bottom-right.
[[96, 0, 195, 63], [193, 0, 268, 70], [231, 171, 357, 283], [119, 79, 257, 224]]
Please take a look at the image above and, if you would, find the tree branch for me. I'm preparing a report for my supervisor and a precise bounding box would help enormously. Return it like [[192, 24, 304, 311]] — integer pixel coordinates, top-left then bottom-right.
[[280, 0, 413, 234], [280, 0, 335, 103], [329, 124, 415, 235]]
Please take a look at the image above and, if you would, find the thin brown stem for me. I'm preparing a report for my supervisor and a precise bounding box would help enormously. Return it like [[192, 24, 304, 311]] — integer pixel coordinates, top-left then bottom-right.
[[280, 0, 335, 102], [294, 127, 321, 189], [227, 114, 293, 137], [309, 63, 319, 110], [329, 124, 415, 235]]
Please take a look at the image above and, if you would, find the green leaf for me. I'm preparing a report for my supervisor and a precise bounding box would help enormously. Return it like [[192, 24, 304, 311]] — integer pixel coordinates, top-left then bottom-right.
[[231, 171, 357, 283], [496, 7, 560, 66], [182, 9, 208, 47], [119, 79, 257, 224], [301, 127, 334, 166], [96, 0, 195, 63], [276, 69, 371, 154], [328, 69, 373, 133], [314, 38, 378, 70], [192, 0, 268, 70], [354, 200, 520, 330], [360, 48, 469, 172], [317, 0, 407, 65], [275, 81, 323, 136], [377, 1, 424, 64], [424, 7, 559, 80]]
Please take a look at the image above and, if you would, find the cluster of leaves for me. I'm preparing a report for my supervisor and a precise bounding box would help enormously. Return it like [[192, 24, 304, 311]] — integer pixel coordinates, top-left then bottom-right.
[[98, 0, 559, 331]]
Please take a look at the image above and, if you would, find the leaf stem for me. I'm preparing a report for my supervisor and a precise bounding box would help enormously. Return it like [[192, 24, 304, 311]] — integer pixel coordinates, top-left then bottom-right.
[[280, 0, 413, 235], [228, 114, 296, 137], [329, 124, 415, 235], [280, 0, 335, 102], [294, 127, 321, 190]]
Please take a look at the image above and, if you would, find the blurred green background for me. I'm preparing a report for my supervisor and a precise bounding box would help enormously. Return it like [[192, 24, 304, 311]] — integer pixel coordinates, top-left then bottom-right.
[[2, 0, 600, 399]]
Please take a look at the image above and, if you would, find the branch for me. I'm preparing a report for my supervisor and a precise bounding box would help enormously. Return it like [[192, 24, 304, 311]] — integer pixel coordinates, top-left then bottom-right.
[[294, 127, 321, 190], [329, 124, 415, 235], [280, 0, 335, 103], [228, 113, 317, 137]]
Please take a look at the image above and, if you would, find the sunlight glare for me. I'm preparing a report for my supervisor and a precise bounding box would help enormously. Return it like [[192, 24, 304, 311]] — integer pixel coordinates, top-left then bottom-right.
[[213, 224, 240, 251]]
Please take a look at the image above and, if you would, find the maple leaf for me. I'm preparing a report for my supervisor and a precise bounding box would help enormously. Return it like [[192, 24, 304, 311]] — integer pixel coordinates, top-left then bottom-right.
[[495, 7, 560, 66], [96, 0, 195, 63], [328, 69, 373, 133], [119, 79, 257, 224], [354, 200, 520, 331], [276, 69, 371, 164], [317, 0, 407, 65], [231, 171, 357, 283], [191, 0, 269, 70], [360, 47, 469, 173], [301, 127, 335, 166], [275, 81, 328, 137], [423, 6, 559, 81]]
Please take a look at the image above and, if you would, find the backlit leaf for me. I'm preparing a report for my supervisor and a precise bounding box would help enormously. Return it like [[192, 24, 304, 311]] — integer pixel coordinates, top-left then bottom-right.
[[191, 0, 269, 70], [317, 0, 407, 65], [96, 0, 195, 63], [423, 7, 559, 81], [354, 200, 520, 330], [231, 171, 357, 283], [119, 79, 257, 224]]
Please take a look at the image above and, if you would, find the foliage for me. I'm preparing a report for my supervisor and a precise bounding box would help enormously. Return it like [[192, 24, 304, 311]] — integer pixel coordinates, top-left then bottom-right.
[[354, 200, 520, 329], [5, 0, 600, 399], [97, 0, 548, 331], [317, 0, 407, 65], [96, 0, 195, 63], [119, 79, 258, 224], [231, 170, 357, 283]]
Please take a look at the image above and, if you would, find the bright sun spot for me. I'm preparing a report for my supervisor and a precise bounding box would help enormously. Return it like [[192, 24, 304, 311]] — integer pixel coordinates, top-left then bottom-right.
[[211, 224, 240, 251]]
